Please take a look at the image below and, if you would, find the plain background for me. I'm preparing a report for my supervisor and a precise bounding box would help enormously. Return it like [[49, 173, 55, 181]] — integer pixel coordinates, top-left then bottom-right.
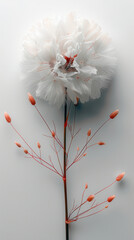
[[0, 0, 134, 239]]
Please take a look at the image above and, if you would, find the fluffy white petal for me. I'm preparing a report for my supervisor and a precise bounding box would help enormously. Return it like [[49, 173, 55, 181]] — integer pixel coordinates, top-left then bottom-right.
[[21, 14, 116, 106]]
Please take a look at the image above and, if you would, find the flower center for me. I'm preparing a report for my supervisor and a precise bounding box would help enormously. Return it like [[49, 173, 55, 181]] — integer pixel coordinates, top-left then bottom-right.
[[64, 54, 77, 70], [53, 53, 79, 78]]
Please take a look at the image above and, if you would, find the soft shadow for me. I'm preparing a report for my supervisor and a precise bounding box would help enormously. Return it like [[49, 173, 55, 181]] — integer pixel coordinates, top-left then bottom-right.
[[74, 76, 116, 122]]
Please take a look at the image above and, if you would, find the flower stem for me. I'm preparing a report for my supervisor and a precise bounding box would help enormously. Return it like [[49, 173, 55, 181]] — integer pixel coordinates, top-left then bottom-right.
[[63, 88, 69, 240]]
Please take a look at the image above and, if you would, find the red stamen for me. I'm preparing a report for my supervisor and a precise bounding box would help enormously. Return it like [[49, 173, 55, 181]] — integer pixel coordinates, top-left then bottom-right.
[[64, 54, 77, 66]]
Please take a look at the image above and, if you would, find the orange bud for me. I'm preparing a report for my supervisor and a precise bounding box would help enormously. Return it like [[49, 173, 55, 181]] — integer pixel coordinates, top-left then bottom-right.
[[87, 194, 95, 202], [110, 109, 119, 119], [83, 153, 87, 157], [15, 142, 21, 148], [107, 195, 115, 202], [24, 149, 28, 154], [87, 128, 91, 137], [105, 205, 109, 209], [37, 142, 41, 149], [28, 93, 36, 105], [4, 112, 11, 123], [51, 131, 55, 138], [77, 147, 79, 151], [85, 184, 88, 189], [116, 172, 125, 182], [98, 142, 105, 145]]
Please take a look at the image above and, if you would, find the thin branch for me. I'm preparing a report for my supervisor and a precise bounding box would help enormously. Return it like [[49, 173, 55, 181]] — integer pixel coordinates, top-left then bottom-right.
[[53, 138, 63, 175], [71, 201, 107, 220], [67, 118, 110, 170], [28, 153, 62, 177]]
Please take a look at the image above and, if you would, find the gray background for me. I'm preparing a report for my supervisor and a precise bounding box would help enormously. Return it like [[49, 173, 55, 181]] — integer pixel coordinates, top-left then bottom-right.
[[0, 0, 134, 239]]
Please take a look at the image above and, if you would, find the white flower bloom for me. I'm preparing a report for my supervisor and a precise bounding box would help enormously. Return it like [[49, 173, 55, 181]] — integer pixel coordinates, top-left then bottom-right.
[[21, 13, 116, 107]]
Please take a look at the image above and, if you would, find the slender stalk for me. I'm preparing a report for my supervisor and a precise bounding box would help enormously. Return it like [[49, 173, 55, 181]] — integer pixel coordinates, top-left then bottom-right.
[[63, 88, 69, 240]]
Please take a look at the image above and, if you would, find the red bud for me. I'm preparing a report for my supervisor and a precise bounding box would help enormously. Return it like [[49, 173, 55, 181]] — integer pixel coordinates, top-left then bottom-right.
[[116, 172, 125, 182], [37, 142, 41, 148], [24, 149, 28, 154], [83, 153, 87, 157], [110, 109, 119, 119], [15, 142, 21, 148], [87, 194, 95, 202], [107, 195, 115, 202], [51, 131, 55, 138], [98, 142, 105, 145], [105, 205, 109, 209], [4, 112, 11, 123], [85, 184, 88, 189], [28, 93, 36, 105], [87, 128, 91, 137]]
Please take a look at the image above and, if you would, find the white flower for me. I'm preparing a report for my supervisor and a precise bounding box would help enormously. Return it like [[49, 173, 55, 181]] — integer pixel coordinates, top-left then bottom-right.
[[21, 13, 116, 107]]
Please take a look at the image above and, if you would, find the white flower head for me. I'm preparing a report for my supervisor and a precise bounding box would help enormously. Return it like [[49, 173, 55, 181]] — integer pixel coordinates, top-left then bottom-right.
[[22, 13, 116, 107]]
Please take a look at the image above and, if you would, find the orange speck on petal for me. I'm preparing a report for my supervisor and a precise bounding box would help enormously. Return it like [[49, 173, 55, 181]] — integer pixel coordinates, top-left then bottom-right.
[[74, 97, 79, 106], [107, 195, 115, 202], [87, 128, 91, 137], [110, 109, 119, 119], [15, 142, 21, 148], [4, 112, 11, 123], [37, 142, 41, 148], [76, 97, 79, 104], [98, 142, 105, 145], [28, 93, 36, 105], [87, 194, 95, 202], [24, 149, 28, 154], [85, 183, 88, 189], [51, 131, 55, 138], [116, 172, 125, 182]]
